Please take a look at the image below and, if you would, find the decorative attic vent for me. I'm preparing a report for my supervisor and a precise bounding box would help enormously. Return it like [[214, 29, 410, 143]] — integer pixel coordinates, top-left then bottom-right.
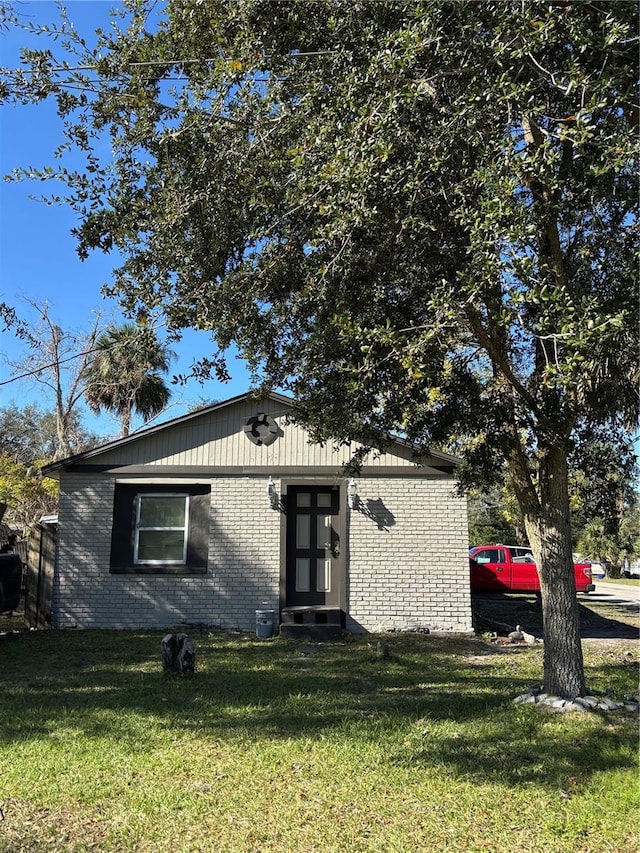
[[243, 413, 279, 446]]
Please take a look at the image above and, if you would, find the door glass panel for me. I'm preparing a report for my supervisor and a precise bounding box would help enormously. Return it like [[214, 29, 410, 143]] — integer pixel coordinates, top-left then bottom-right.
[[296, 558, 310, 592], [296, 515, 310, 549], [296, 493, 311, 507], [317, 492, 332, 508], [317, 558, 331, 592], [317, 515, 331, 550]]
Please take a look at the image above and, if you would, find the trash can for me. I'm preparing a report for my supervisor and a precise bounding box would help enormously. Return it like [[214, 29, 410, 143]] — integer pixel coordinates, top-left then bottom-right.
[[255, 609, 275, 639]]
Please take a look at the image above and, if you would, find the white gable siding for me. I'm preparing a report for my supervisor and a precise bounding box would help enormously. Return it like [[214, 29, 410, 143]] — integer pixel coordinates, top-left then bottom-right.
[[81, 399, 427, 470]]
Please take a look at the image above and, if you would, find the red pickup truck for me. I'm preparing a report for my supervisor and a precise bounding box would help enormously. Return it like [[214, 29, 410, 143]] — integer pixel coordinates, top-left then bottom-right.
[[469, 544, 595, 593]]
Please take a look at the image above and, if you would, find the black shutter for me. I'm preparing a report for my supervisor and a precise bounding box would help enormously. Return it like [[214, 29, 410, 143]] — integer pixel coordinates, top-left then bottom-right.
[[110, 483, 210, 574]]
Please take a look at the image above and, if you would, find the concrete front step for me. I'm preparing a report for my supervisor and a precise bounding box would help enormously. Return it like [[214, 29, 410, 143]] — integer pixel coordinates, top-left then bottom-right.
[[280, 606, 344, 640], [279, 623, 344, 641]]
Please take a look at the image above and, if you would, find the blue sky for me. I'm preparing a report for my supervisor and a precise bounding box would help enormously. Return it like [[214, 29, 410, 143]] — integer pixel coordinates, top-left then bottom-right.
[[0, 1, 252, 439]]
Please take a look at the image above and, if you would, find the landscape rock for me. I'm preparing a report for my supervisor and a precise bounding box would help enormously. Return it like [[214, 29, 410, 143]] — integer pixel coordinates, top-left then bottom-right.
[[513, 689, 639, 714], [574, 696, 599, 709], [161, 632, 196, 674], [563, 701, 588, 713], [514, 693, 537, 705], [598, 696, 624, 710]]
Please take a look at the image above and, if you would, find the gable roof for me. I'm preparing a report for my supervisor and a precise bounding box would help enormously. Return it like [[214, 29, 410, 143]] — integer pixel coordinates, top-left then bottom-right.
[[41, 390, 460, 478]]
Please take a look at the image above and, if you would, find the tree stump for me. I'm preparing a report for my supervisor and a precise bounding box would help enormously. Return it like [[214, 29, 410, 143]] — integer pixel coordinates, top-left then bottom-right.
[[161, 632, 196, 674]]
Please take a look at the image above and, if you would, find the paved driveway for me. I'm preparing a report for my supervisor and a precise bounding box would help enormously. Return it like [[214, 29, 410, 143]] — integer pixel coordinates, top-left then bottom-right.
[[591, 582, 640, 605], [577, 583, 639, 640]]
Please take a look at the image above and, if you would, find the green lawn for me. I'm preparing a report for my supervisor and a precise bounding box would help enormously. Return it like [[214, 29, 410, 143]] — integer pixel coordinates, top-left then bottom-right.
[[596, 575, 640, 586], [0, 629, 638, 853]]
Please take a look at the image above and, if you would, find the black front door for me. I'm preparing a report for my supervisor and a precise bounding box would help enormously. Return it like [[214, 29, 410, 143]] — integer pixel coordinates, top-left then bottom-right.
[[285, 486, 342, 608]]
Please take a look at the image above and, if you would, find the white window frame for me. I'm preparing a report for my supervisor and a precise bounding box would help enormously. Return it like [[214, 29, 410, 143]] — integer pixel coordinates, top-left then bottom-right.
[[133, 492, 189, 565]]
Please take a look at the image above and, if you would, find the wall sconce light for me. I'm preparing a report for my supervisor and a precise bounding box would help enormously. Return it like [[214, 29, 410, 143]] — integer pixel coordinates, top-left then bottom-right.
[[266, 476, 278, 509], [347, 477, 358, 509]]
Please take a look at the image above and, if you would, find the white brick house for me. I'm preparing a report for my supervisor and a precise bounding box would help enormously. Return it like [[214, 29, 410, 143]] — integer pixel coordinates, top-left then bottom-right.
[[42, 392, 472, 637]]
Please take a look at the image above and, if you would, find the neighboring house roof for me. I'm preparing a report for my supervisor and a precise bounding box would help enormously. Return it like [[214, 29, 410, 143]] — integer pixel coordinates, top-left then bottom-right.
[[41, 390, 460, 478]]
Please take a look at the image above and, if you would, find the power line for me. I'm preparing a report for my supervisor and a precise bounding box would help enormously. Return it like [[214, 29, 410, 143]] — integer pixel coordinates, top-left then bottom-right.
[[1, 50, 338, 75], [0, 317, 172, 387], [1, 343, 104, 386]]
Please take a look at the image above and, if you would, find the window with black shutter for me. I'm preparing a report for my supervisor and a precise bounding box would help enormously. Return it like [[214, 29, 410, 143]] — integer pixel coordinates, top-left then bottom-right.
[[109, 483, 209, 575]]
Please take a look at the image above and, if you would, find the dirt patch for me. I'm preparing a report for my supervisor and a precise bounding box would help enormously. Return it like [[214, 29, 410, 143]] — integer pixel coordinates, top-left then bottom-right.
[[0, 606, 28, 637], [3, 595, 637, 646], [472, 592, 639, 644]]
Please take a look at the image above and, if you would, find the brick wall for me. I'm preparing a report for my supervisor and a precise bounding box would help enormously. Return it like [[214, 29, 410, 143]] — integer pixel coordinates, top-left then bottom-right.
[[53, 473, 472, 634], [53, 475, 281, 630], [346, 478, 472, 634]]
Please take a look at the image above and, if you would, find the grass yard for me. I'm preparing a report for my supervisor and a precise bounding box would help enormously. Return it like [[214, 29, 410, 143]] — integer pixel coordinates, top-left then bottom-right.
[[0, 628, 638, 853], [597, 576, 640, 587]]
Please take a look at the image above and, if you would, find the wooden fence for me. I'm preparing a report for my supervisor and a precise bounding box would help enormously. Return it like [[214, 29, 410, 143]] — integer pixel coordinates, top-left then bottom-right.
[[25, 523, 56, 629]]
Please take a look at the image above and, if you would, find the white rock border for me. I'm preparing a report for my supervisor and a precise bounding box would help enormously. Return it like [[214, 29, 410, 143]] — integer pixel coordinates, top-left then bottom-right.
[[514, 686, 639, 713]]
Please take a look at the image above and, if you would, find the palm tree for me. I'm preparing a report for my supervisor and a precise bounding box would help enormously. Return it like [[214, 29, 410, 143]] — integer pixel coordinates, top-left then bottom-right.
[[85, 324, 173, 436], [576, 509, 640, 577]]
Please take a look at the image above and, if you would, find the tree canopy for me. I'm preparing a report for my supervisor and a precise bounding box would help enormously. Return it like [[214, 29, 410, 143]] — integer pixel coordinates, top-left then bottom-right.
[[0, 403, 101, 531], [0, 403, 97, 464], [3, 0, 638, 697], [577, 508, 640, 577]]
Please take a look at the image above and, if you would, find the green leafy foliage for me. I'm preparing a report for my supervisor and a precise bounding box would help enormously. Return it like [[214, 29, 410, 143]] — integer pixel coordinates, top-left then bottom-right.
[[0, 404, 99, 530], [568, 423, 638, 537], [0, 453, 58, 532], [0, 404, 98, 465], [577, 509, 640, 576], [468, 480, 526, 547]]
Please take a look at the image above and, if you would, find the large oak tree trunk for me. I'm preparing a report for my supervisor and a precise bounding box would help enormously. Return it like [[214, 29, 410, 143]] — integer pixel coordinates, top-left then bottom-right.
[[522, 444, 585, 698]]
